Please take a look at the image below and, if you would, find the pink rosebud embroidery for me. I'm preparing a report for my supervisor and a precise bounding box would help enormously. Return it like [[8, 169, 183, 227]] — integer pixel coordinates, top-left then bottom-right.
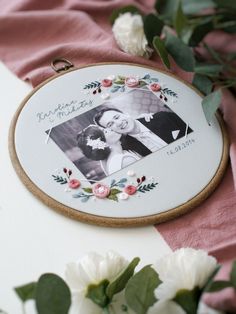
[[150, 83, 161, 92], [69, 179, 81, 189], [92, 183, 111, 199], [101, 79, 113, 87], [124, 185, 137, 195], [125, 77, 139, 88]]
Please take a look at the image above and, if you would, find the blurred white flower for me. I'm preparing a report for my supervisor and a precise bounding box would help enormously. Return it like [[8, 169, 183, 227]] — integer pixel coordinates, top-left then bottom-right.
[[65, 251, 129, 314], [112, 13, 152, 58], [153, 248, 217, 302], [148, 300, 185, 314], [148, 300, 223, 314]]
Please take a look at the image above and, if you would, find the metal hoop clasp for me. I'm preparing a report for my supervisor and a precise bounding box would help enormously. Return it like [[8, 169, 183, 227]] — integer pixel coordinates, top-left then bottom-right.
[[51, 58, 74, 73]]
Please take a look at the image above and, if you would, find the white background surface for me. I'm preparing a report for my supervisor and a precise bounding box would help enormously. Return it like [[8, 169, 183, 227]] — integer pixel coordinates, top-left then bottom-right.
[[0, 62, 171, 313]]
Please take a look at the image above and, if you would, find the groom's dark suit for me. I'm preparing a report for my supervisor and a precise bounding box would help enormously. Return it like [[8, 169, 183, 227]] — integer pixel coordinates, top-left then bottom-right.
[[120, 111, 192, 157]]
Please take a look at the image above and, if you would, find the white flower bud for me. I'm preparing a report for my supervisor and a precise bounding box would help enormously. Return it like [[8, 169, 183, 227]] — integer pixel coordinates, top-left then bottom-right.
[[112, 13, 152, 58]]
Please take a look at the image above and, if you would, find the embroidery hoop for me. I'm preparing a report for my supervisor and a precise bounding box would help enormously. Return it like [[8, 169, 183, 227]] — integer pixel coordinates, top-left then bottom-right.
[[9, 61, 229, 227]]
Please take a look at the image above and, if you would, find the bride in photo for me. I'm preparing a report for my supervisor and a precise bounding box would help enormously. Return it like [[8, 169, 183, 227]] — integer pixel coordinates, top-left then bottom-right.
[[77, 125, 142, 176]]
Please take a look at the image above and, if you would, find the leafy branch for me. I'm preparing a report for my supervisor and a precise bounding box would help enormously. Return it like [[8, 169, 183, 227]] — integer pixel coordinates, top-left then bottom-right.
[[52, 175, 67, 185], [137, 182, 158, 193], [111, 0, 236, 123]]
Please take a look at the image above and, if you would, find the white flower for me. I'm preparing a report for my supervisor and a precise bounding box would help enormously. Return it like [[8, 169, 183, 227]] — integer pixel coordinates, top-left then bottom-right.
[[153, 248, 217, 302], [148, 300, 223, 314], [65, 251, 129, 314], [112, 13, 152, 58], [86, 137, 108, 150], [148, 300, 185, 314]]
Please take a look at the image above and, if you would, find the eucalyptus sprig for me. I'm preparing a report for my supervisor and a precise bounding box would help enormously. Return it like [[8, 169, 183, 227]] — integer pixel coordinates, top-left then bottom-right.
[[11, 250, 236, 314], [111, 0, 236, 123]]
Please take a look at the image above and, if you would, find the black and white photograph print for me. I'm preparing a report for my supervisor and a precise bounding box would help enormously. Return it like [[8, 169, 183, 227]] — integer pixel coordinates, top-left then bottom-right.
[[48, 89, 193, 181]]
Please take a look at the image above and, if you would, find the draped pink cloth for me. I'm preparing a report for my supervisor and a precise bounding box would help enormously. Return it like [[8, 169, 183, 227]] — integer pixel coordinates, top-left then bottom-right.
[[0, 0, 235, 311]]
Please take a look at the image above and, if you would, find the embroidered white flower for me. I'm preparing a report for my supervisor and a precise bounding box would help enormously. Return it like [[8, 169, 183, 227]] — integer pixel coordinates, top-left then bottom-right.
[[153, 248, 217, 302], [65, 251, 129, 314], [86, 137, 108, 150], [112, 13, 152, 58]]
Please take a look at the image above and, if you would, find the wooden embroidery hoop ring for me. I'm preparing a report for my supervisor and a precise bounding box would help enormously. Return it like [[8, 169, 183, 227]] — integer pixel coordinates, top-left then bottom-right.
[[9, 61, 229, 228]]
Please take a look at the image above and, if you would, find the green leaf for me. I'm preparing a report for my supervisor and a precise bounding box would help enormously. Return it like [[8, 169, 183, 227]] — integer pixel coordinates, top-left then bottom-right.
[[203, 264, 221, 293], [86, 279, 110, 308], [202, 90, 222, 123], [107, 194, 118, 202], [213, 0, 236, 10], [182, 0, 216, 14], [125, 265, 161, 314], [110, 188, 121, 196], [174, 1, 188, 37], [165, 33, 195, 71], [189, 19, 214, 46], [83, 187, 93, 193], [155, 0, 178, 21], [194, 64, 223, 77], [230, 260, 236, 288], [153, 36, 170, 69], [192, 74, 212, 95], [174, 287, 201, 314], [110, 5, 141, 24], [14, 282, 37, 303], [205, 280, 233, 292], [143, 14, 164, 45], [227, 52, 236, 61], [155, 0, 215, 18], [106, 257, 140, 300], [36, 273, 71, 314], [204, 43, 224, 64]]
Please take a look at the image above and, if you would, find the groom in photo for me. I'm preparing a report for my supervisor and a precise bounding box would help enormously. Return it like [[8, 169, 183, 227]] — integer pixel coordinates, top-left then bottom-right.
[[94, 107, 192, 157]]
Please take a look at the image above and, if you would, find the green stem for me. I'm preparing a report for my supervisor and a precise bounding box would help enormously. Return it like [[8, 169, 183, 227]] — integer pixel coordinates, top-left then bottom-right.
[[22, 304, 26, 314], [103, 307, 111, 314]]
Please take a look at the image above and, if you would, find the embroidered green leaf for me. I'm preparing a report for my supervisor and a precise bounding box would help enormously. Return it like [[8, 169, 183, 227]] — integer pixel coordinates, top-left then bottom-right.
[[162, 87, 178, 98], [110, 5, 141, 24], [165, 33, 195, 72], [202, 90, 222, 123], [83, 188, 93, 194], [52, 175, 67, 185], [106, 257, 140, 300], [86, 279, 110, 308], [153, 36, 170, 69], [192, 74, 213, 95], [125, 265, 161, 314], [143, 14, 164, 45], [14, 282, 37, 303], [36, 273, 71, 314], [83, 81, 101, 90], [137, 183, 158, 193], [110, 189, 121, 196], [107, 194, 119, 202]]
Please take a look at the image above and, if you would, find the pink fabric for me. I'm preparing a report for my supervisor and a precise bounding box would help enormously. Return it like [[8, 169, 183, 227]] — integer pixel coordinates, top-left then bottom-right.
[[0, 0, 235, 311]]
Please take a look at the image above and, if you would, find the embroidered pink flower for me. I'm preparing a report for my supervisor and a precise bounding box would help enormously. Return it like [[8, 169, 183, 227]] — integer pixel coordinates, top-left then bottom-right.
[[124, 185, 137, 195], [92, 183, 111, 199], [125, 76, 139, 87], [150, 83, 161, 92], [101, 79, 113, 87], [69, 179, 81, 189]]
